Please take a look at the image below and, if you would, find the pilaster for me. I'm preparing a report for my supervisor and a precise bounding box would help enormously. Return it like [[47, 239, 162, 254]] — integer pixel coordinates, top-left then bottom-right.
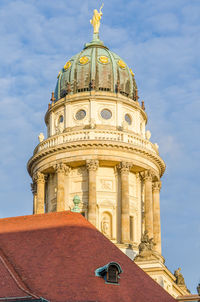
[[54, 163, 69, 212], [118, 161, 132, 243], [31, 182, 37, 214], [86, 159, 99, 227], [141, 170, 154, 238], [33, 172, 45, 214], [152, 181, 162, 254]]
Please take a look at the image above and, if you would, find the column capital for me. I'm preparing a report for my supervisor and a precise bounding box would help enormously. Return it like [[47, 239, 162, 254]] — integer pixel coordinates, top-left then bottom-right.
[[33, 171, 45, 184], [54, 163, 71, 175], [152, 181, 162, 192], [140, 170, 154, 182], [117, 161, 132, 174], [86, 159, 99, 171]]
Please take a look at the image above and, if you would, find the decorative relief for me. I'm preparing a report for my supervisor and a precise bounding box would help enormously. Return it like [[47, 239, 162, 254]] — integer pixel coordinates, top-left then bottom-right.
[[140, 170, 154, 182], [117, 59, 126, 69], [100, 179, 113, 191], [101, 212, 112, 238], [98, 56, 109, 64], [53, 163, 71, 175], [86, 159, 99, 171], [79, 56, 89, 65], [64, 61, 71, 70], [174, 268, 186, 286], [117, 162, 132, 174], [33, 171, 45, 183], [152, 181, 162, 192], [54, 110, 64, 134]]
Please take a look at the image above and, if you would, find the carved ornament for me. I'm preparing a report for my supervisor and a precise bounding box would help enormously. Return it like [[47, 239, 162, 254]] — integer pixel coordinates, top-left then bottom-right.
[[152, 181, 162, 192], [33, 171, 45, 184], [54, 163, 71, 175], [86, 159, 99, 171], [140, 170, 154, 182], [117, 161, 132, 174], [174, 268, 186, 286]]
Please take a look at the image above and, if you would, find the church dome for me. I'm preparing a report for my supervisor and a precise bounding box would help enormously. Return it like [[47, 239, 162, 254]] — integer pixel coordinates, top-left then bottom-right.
[[54, 38, 138, 101]]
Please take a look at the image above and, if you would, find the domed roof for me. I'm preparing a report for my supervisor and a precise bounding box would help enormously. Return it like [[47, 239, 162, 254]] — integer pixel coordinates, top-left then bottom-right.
[[55, 37, 138, 101]]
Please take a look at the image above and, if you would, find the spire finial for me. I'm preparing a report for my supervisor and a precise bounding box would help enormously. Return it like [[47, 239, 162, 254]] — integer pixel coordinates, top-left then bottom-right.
[[90, 3, 104, 38]]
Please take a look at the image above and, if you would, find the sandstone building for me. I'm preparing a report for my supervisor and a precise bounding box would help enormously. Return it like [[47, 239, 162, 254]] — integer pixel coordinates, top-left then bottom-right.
[[27, 9, 191, 299]]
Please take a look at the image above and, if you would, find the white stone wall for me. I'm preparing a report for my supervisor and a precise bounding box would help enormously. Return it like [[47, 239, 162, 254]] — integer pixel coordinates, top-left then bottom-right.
[[48, 97, 146, 137]]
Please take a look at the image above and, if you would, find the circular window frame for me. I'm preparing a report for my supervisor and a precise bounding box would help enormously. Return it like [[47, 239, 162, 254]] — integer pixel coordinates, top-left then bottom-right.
[[75, 109, 87, 121], [124, 113, 132, 125], [100, 108, 112, 120]]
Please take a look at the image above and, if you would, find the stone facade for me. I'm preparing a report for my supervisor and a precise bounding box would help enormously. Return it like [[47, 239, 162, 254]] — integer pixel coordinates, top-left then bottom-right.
[[27, 48, 189, 298]]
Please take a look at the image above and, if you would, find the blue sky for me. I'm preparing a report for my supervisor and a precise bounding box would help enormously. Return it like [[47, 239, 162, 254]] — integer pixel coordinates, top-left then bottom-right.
[[0, 0, 199, 293]]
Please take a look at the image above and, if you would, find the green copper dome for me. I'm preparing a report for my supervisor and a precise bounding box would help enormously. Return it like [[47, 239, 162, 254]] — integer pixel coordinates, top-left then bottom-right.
[[55, 38, 138, 101]]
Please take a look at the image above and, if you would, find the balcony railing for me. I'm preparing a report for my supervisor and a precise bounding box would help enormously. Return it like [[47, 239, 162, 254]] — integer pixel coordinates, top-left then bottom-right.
[[34, 130, 158, 155]]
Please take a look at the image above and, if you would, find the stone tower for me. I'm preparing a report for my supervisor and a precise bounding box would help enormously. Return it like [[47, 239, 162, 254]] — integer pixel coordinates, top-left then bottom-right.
[[27, 11, 189, 298]]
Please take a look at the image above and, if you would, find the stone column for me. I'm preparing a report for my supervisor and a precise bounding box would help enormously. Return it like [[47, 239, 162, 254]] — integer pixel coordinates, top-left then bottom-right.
[[54, 163, 67, 212], [34, 172, 45, 214], [118, 162, 132, 243], [142, 170, 154, 238], [153, 181, 162, 254], [65, 166, 71, 210], [86, 159, 99, 227], [31, 182, 37, 214]]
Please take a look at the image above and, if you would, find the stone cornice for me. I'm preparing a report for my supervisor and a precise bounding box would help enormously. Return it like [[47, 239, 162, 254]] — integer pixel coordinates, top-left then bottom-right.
[[27, 140, 165, 177]]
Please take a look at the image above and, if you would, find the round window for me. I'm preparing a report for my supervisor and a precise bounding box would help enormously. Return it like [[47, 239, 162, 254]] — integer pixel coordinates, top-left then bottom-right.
[[101, 109, 112, 120], [125, 114, 132, 125], [58, 115, 64, 123], [76, 109, 86, 120]]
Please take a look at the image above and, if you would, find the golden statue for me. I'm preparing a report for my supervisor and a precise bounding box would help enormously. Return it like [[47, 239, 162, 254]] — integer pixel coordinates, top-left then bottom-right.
[[90, 4, 104, 34]]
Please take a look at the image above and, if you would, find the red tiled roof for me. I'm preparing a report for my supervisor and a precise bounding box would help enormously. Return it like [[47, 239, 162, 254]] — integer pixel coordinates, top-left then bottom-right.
[[0, 211, 176, 302]]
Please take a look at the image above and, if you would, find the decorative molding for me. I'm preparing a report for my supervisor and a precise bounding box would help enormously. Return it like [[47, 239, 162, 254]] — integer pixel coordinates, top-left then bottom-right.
[[152, 181, 162, 192], [33, 171, 45, 184], [140, 170, 154, 182], [117, 161, 132, 174], [86, 159, 99, 171], [53, 163, 71, 175], [28, 141, 165, 178]]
